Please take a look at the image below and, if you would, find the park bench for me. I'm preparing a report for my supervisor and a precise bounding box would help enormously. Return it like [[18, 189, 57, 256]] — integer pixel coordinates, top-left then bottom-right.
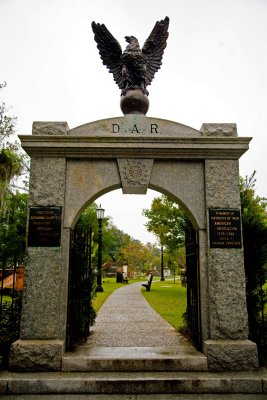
[[142, 274, 153, 291]]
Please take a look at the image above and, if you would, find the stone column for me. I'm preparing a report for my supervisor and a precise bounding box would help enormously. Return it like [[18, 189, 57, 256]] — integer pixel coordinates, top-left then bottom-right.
[[9, 122, 69, 371], [201, 123, 258, 370]]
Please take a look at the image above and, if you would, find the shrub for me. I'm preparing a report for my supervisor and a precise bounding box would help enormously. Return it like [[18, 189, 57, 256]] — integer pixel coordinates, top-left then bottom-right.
[[0, 293, 22, 368]]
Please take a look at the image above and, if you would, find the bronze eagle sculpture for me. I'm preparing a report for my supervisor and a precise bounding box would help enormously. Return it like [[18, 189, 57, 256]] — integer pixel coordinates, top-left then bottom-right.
[[91, 17, 169, 96]]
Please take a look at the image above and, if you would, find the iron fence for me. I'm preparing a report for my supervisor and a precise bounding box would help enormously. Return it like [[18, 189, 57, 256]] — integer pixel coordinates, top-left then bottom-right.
[[66, 227, 96, 351], [0, 257, 23, 368], [185, 222, 201, 350]]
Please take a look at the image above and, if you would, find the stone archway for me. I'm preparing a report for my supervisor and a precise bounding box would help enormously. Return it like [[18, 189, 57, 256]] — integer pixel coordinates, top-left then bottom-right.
[[9, 115, 258, 372]]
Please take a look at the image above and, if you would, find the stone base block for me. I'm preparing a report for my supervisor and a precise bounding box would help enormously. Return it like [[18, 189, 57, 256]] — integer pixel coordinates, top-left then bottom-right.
[[9, 339, 64, 371], [203, 339, 259, 371]]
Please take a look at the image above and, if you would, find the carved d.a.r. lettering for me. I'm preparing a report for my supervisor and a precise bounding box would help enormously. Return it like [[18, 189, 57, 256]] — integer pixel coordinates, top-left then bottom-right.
[[150, 124, 158, 133], [131, 124, 140, 133], [111, 123, 158, 134], [112, 124, 120, 133]]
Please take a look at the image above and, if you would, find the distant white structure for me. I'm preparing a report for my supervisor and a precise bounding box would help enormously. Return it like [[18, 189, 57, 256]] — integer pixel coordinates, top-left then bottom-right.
[[122, 265, 128, 278]]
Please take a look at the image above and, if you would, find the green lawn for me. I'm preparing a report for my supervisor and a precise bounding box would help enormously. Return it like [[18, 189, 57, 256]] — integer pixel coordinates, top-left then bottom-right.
[[141, 279, 187, 331], [1, 295, 12, 303]]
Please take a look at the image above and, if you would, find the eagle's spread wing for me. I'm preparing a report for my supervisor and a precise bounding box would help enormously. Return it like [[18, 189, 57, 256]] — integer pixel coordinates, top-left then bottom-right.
[[91, 21, 124, 89], [142, 17, 169, 87]]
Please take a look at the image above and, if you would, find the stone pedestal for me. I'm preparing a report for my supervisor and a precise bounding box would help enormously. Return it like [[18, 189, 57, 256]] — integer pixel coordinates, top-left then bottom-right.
[[9, 340, 64, 371], [204, 340, 258, 371]]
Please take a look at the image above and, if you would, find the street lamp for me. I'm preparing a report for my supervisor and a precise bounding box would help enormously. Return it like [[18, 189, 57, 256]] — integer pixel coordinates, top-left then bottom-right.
[[160, 244, 165, 281], [96, 204, 105, 292]]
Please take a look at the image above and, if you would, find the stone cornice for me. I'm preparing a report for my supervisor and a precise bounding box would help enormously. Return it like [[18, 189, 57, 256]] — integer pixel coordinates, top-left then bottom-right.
[[19, 135, 251, 160]]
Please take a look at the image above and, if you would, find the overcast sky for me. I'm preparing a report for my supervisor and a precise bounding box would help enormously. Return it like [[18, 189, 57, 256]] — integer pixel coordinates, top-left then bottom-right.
[[1, 0, 266, 244]]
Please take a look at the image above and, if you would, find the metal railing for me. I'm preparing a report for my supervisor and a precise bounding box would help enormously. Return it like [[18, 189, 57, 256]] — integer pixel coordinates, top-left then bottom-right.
[[0, 257, 23, 368]]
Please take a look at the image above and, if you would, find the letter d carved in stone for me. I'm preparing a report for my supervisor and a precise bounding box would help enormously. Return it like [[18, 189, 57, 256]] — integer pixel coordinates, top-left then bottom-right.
[[112, 123, 120, 133]]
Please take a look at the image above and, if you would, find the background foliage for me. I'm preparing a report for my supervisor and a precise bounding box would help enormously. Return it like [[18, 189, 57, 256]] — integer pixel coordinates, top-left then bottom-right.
[[143, 195, 187, 275], [240, 172, 267, 364]]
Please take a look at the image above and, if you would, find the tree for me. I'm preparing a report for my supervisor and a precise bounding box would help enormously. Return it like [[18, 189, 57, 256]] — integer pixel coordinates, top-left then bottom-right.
[[0, 191, 28, 268], [143, 195, 186, 250], [0, 84, 29, 366], [117, 240, 161, 276], [104, 223, 131, 263], [142, 195, 187, 274], [0, 82, 29, 207], [240, 172, 267, 363], [76, 205, 135, 266], [75, 203, 116, 265], [77, 203, 163, 276]]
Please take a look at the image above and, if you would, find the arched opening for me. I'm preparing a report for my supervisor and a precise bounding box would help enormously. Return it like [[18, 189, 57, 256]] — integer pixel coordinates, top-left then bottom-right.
[[66, 188, 201, 352]]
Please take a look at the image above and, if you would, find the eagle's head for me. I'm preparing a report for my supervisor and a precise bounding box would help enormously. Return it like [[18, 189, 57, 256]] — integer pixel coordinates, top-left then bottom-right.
[[124, 36, 140, 52]]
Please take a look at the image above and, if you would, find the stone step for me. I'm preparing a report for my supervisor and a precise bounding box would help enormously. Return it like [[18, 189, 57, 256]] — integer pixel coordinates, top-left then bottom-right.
[[62, 346, 208, 372], [0, 370, 266, 395], [0, 395, 267, 400]]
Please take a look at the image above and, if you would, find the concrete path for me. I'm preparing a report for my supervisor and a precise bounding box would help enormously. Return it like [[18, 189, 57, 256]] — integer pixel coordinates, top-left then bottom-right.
[[62, 281, 208, 372], [86, 282, 190, 347]]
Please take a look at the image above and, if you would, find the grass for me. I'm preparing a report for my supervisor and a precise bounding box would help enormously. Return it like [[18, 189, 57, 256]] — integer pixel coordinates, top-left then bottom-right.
[[0, 295, 12, 303], [141, 279, 187, 331]]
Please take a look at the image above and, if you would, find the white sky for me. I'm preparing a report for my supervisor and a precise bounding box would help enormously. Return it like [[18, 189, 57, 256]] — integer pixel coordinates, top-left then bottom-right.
[[1, 0, 267, 244]]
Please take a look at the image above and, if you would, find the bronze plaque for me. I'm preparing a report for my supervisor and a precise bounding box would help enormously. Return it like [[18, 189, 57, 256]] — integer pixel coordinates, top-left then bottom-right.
[[209, 209, 242, 248], [28, 207, 62, 247]]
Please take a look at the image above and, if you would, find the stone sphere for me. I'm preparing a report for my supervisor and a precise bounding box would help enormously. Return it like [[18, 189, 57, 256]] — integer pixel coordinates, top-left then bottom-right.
[[120, 90, 149, 115]]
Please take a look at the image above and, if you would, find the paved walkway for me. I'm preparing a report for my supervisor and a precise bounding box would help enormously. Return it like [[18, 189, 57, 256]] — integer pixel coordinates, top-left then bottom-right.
[[86, 281, 190, 347]]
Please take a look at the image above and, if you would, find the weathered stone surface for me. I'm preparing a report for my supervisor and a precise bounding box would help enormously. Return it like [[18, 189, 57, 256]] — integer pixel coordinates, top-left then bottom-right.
[[201, 123, 237, 137], [205, 158, 249, 340], [208, 249, 248, 339], [151, 161, 205, 229], [57, 228, 71, 340], [205, 159, 241, 209], [0, 370, 264, 394], [68, 114, 201, 137], [64, 160, 120, 228], [203, 340, 259, 371], [117, 158, 154, 194], [0, 395, 266, 400], [32, 121, 69, 136], [263, 377, 267, 392], [20, 135, 250, 161], [20, 248, 63, 339], [29, 158, 66, 206], [9, 340, 64, 371]]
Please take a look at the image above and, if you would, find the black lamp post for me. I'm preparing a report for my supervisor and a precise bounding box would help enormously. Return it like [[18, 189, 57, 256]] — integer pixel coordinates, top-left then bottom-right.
[[96, 204, 105, 292], [160, 244, 165, 281]]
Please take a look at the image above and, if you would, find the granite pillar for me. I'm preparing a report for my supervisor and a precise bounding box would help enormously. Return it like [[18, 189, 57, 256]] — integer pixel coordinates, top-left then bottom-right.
[[9, 123, 69, 371], [202, 123, 258, 370]]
